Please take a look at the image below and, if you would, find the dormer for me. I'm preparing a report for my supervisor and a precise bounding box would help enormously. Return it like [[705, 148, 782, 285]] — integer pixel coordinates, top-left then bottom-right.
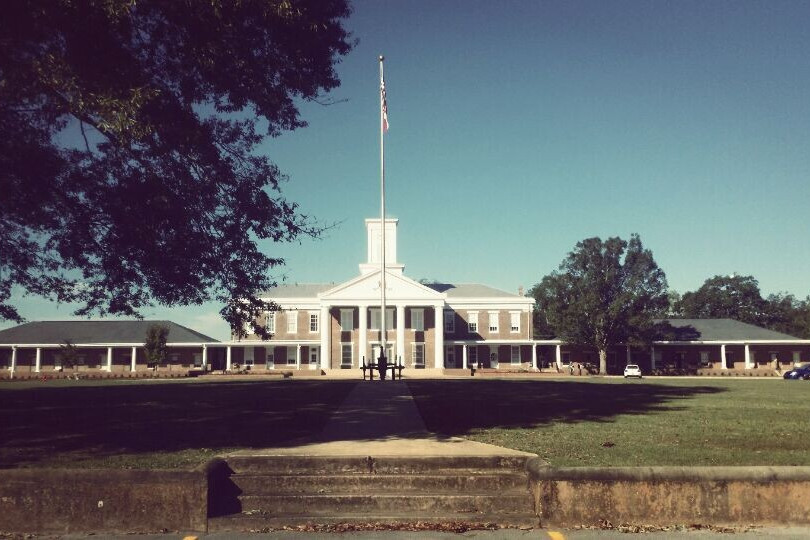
[[359, 218, 405, 275]]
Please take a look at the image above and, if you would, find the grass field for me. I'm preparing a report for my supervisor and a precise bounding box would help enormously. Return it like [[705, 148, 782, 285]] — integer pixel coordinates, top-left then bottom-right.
[[407, 378, 810, 467], [0, 378, 356, 469]]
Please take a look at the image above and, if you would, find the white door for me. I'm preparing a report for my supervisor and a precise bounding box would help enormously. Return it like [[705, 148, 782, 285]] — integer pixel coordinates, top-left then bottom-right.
[[266, 347, 275, 369], [309, 347, 319, 370], [489, 347, 499, 369]]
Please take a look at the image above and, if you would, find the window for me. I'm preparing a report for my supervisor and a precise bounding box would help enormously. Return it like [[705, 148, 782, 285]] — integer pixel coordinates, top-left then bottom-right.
[[510, 312, 520, 333], [341, 343, 353, 368], [469, 346, 478, 366], [468, 312, 478, 333], [242, 347, 254, 367], [794, 351, 802, 365], [193, 353, 202, 367], [370, 308, 394, 330], [169, 353, 180, 365], [700, 351, 710, 367], [310, 312, 319, 333], [411, 309, 424, 331], [412, 343, 425, 368], [340, 309, 353, 331], [511, 346, 521, 365], [265, 312, 275, 333], [488, 312, 499, 333], [444, 310, 455, 333], [309, 347, 319, 365], [446, 346, 456, 368], [286, 311, 298, 333]]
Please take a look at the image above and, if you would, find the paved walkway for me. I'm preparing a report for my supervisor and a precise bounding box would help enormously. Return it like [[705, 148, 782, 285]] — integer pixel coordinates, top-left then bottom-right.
[[229, 380, 533, 458]]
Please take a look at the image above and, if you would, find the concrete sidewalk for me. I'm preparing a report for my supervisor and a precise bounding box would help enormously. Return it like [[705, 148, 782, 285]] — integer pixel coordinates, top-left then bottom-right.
[[229, 380, 533, 458]]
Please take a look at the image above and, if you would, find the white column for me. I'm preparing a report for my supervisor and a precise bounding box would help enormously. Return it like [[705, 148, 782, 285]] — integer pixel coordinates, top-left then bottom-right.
[[532, 345, 537, 370], [35, 347, 41, 373], [396, 304, 405, 364], [202, 345, 208, 370], [462, 344, 468, 369], [320, 305, 330, 369], [650, 346, 656, 371], [555, 344, 562, 369], [226, 346, 232, 371], [626, 345, 631, 366], [720, 344, 727, 370], [744, 344, 751, 369], [359, 305, 368, 365], [296, 344, 301, 369], [434, 305, 444, 369], [106, 347, 113, 372], [10, 347, 17, 378]]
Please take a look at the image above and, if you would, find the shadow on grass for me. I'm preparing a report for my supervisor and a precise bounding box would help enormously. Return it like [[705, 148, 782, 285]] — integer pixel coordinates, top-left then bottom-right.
[[0, 379, 356, 468], [406, 379, 725, 437]]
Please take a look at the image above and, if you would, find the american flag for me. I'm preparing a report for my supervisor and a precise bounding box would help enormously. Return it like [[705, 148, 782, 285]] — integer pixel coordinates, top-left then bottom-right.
[[381, 79, 389, 132]]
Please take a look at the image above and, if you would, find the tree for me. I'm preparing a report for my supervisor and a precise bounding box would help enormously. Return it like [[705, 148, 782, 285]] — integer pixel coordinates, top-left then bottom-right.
[[676, 275, 767, 326], [0, 0, 353, 337], [144, 324, 169, 370], [59, 340, 80, 373], [763, 293, 810, 339], [530, 235, 669, 374]]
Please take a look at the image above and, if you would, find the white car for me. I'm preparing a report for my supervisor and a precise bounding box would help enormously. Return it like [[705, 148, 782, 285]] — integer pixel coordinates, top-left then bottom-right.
[[623, 364, 642, 378]]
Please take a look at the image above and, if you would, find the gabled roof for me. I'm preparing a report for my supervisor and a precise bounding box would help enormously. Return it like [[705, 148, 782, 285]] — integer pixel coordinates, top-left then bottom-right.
[[319, 270, 445, 302], [0, 320, 217, 345], [654, 318, 801, 341], [424, 283, 525, 299]]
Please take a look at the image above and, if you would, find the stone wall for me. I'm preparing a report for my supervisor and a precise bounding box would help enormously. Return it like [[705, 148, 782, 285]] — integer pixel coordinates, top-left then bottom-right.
[[527, 459, 810, 526], [0, 465, 209, 534]]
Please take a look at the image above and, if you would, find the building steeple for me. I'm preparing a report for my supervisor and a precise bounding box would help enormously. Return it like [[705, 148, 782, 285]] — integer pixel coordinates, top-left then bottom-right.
[[359, 218, 404, 275]]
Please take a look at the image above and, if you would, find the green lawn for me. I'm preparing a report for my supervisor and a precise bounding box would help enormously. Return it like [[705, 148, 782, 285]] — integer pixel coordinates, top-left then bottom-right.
[[407, 378, 810, 467], [0, 378, 356, 469]]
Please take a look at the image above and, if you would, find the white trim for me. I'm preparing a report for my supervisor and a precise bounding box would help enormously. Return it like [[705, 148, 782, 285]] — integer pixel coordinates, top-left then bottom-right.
[[411, 308, 424, 331], [266, 312, 276, 333], [411, 342, 425, 368], [340, 342, 354, 368], [286, 311, 298, 334], [488, 311, 499, 333], [467, 311, 478, 333], [444, 309, 455, 333], [340, 309, 353, 331], [509, 311, 520, 333]]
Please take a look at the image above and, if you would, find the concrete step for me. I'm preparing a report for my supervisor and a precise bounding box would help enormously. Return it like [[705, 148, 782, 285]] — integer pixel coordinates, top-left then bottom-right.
[[237, 493, 535, 515], [225, 455, 531, 475], [208, 512, 539, 531], [230, 473, 529, 494]]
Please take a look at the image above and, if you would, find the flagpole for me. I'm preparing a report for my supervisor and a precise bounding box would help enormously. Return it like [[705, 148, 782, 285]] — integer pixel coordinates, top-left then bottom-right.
[[379, 55, 387, 365]]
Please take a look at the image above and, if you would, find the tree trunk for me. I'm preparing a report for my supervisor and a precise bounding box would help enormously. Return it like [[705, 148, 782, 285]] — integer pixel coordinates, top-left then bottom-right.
[[599, 349, 607, 375]]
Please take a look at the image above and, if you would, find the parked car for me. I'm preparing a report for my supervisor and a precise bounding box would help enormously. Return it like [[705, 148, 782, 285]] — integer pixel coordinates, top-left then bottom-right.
[[623, 364, 643, 378], [783, 364, 810, 380]]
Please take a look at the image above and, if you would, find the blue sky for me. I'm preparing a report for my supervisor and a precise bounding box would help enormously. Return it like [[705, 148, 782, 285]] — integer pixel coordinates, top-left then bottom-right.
[[7, 0, 810, 339]]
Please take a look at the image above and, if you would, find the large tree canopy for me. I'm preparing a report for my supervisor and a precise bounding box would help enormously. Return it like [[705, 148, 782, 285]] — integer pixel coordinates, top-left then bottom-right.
[[530, 235, 669, 373], [0, 0, 353, 336], [676, 275, 767, 326], [676, 275, 810, 338]]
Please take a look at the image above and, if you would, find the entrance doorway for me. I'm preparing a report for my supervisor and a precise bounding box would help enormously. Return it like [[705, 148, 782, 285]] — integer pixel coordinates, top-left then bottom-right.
[[308, 347, 319, 370], [371, 344, 395, 365]]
